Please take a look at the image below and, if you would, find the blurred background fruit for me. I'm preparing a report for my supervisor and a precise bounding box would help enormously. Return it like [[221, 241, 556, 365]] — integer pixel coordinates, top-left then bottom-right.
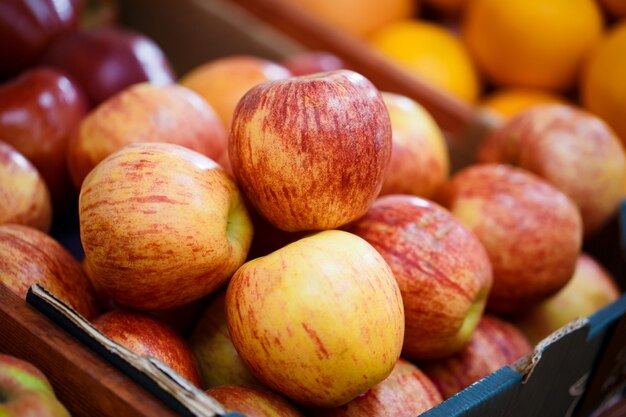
[[479, 88, 567, 120]]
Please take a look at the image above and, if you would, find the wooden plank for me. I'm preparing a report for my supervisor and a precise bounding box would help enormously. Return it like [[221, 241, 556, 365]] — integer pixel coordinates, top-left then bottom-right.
[[0, 284, 180, 417]]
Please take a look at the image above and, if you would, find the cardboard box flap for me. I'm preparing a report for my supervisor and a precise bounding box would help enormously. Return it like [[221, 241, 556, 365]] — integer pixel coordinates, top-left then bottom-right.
[[25, 284, 243, 417]]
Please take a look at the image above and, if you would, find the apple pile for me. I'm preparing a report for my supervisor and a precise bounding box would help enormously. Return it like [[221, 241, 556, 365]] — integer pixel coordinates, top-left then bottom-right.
[[1, 3, 624, 416]]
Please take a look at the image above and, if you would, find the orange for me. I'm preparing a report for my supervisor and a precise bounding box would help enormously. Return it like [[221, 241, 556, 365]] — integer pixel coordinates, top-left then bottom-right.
[[582, 22, 626, 145], [368, 19, 481, 103], [463, 0, 604, 91], [480, 88, 567, 119], [290, 0, 416, 38]]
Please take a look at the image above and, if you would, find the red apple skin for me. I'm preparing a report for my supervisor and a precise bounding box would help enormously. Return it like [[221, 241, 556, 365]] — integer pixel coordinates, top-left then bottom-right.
[[0, 141, 52, 231], [0, 353, 71, 416], [347, 195, 493, 359], [230, 70, 392, 232], [0, 67, 87, 214], [92, 310, 201, 387], [79, 142, 253, 311], [206, 384, 304, 417], [515, 252, 622, 345], [477, 104, 626, 236], [67, 82, 227, 189], [380, 92, 450, 198], [0, 0, 81, 80], [189, 290, 259, 389], [180, 55, 292, 130], [420, 315, 533, 399], [280, 51, 346, 76], [226, 230, 405, 408], [0, 224, 99, 319], [41, 26, 175, 106], [308, 358, 442, 417], [438, 163, 583, 315]]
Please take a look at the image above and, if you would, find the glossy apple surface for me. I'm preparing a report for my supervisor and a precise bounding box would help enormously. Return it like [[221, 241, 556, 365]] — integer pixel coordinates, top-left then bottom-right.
[[92, 310, 201, 387], [421, 315, 532, 399], [0, 224, 99, 319], [347, 195, 492, 359], [226, 230, 404, 407], [309, 358, 442, 417], [189, 290, 259, 389], [206, 384, 304, 417], [0, 141, 52, 231], [230, 70, 392, 232], [0, 353, 71, 416], [79, 142, 253, 311], [477, 104, 626, 235], [0, 0, 81, 80], [67, 82, 227, 189], [41, 26, 175, 106], [380, 92, 450, 198], [0, 67, 87, 216], [515, 252, 621, 345], [280, 51, 346, 76], [438, 163, 583, 314], [181, 55, 291, 130]]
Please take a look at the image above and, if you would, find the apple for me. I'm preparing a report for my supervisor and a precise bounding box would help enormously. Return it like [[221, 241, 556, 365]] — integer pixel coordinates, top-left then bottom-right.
[[0, 141, 52, 231], [0, 67, 87, 216], [226, 230, 405, 408], [437, 163, 583, 315], [280, 51, 346, 76], [0, 353, 71, 416], [379, 92, 450, 198], [180, 55, 292, 130], [477, 104, 626, 235], [0, 0, 82, 80], [515, 252, 622, 345], [189, 290, 259, 389], [420, 315, 533, 399], [41, 26, 175, 106], [206, 384, 304, 417], [67, 82, 227, 189], [346, 194, 492, 359], [79, 142, 253, 311], [230, 69, 392, 232], [92, 310, 201, 387], [308, 358, 442, 417], [0, 224, 99, 319]]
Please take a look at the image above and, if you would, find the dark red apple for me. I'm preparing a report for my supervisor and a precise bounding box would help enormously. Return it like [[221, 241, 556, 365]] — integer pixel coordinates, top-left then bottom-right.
[[206, 384, 304, 417], [420, 315, 533, 399], [41, 26, 175, 106], [0, 0, 82, 80], [0, 224, 99, 319], [0, 67, 87, 216], [280, 51, 346, 76], [92, 310, 201, 387]]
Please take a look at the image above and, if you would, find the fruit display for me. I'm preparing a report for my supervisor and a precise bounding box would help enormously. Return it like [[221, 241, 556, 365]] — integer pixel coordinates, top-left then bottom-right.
[[0, 1, 625, 417]]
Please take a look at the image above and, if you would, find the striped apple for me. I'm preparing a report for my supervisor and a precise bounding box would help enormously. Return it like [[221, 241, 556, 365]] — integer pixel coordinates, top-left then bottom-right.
[[206, 384, 304, 417]]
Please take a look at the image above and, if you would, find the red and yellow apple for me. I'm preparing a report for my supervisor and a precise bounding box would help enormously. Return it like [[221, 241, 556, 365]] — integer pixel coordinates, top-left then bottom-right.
[[515, 252, 622, 345], [92, 310, 201, 387], [189, 290, 258, 389], [0, 67, 87, 214], [0, 353, 70, 416], [206, 384, 304, 417], [230, 69, 392, 232], [280, 51, 346, 76], [226, 230, 405, 407], [180, 55, 291, 130], [379, 92, 450, 198], [438, 163, 583, 315], [309, 358, 442, 417], [0, 141, 52, 231], [79, 142, 253, 311], [347, 194, 492, 359], [0, 224, 99, 319], [477, 104, 626, 235], [67, 82, 227, 189], [420, 315, 532, 399]]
